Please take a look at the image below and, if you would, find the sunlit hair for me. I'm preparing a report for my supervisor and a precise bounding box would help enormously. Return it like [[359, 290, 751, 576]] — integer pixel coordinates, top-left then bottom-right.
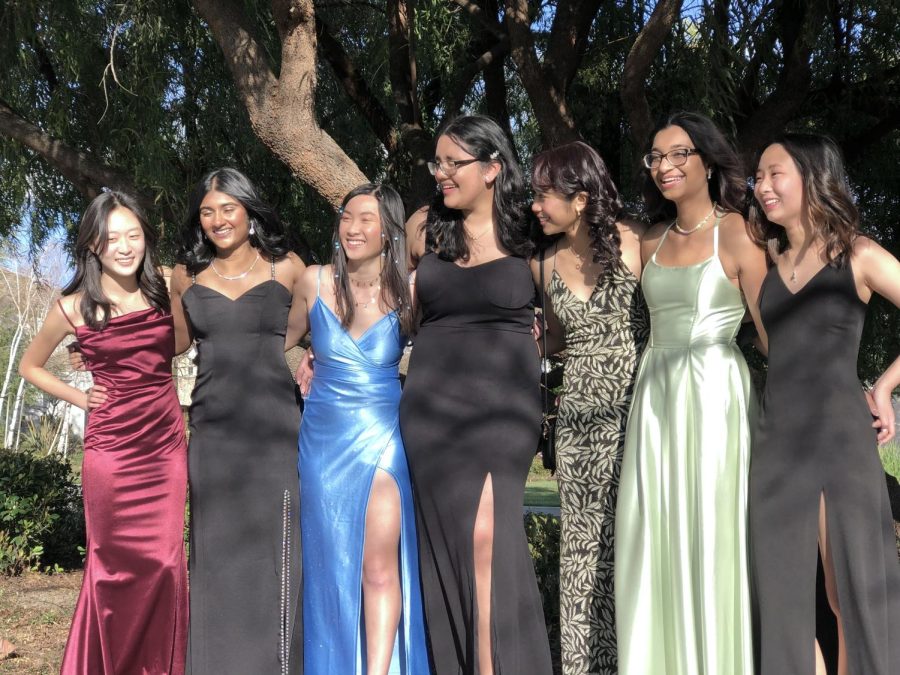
[[640, 111, 748, 222], [63, 192, 169, 331], [426, 114, 534, 261], [748, 133, 859, 265], [532, 141, 624, 280], [180, 167, 289, 274], [332, 184, 415, 337]]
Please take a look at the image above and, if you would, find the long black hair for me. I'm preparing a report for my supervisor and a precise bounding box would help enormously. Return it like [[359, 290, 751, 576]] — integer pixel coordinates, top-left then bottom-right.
[[532, 141, 624, 280], [62, 191, 169, 330], [180, 167, 289, 274], [426, 115, 533, 261], [640, 111, 747, 223], [332, 184, 415, 337], [748, 133, 859, 265]]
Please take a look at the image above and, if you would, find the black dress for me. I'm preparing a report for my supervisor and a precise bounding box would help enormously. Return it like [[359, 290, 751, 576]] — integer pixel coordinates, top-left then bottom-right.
[[750, 261, 900, 674], [182, 267, 303, 675], [400, 252, 552, 675]]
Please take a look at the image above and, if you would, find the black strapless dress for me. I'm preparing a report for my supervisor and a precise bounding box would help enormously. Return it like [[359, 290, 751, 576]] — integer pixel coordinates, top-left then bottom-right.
[[400, 252, 552, 674]]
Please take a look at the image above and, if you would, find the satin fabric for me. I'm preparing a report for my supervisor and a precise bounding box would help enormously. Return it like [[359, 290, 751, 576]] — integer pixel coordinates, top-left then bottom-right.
[[615, 224, 754, 675], [61, 308, 188, 675], [298, 295, 429, 674]]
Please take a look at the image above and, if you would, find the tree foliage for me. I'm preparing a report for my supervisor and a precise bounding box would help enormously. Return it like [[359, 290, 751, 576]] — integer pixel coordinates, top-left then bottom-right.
[[0, 0, 897, 378]]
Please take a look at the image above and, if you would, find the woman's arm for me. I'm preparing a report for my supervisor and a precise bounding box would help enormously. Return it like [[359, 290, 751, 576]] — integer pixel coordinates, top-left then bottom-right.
[[406, 207, 428, 272], [169, 265, 195, 355], [722, 215, 770, 355], [855, 237, 900, 444], [528, 256, 566, 356], [19, 298, 106, 411], [284, 252, 311, 351]]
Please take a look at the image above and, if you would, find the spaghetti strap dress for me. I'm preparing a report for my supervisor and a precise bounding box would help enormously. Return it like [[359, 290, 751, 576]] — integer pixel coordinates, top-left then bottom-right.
[[298, 267, 429, 674], [546, 253, 649, 675], [399, 251, 552, 675], [615, 220, 755, 675], [59, 305, 188, 675], [181, 258, 302, 674], [750, 261, 900, 674]]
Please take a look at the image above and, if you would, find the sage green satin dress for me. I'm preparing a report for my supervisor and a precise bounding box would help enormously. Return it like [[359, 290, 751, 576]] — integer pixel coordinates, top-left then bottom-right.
[[615, 221, 754, 675]]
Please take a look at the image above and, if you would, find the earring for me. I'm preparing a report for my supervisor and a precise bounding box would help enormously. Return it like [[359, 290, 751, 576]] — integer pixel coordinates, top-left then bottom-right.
[[707, 168, 713, 181], [249, 220, 257, 235]]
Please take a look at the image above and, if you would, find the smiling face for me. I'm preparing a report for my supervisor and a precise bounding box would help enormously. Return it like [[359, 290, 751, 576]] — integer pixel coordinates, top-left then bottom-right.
[[531, 188, 584, 236], [649, 125, 709, 204], [339, 194, 383, 263], [433, 134, 496, 212], [198, 189, 251, 251], [754, 143, 805, 227], [95, 207, 146, 279]]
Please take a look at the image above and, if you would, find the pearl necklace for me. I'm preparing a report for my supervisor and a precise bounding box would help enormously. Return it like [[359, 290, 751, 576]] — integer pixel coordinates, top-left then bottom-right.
[[210, 252, 260, 280], [674, 203, 718, 235]]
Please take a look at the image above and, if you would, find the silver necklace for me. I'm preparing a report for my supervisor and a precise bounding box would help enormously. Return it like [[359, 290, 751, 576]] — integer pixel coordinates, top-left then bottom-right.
[[210, 252, 260, 280], [353, 284, 381, 308], [465, 225, 492, 241], [674, 202, 718, 235]]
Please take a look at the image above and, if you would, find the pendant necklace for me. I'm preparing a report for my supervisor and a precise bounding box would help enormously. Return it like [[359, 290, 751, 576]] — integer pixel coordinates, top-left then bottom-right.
[[354, 284, 381, 308], [211, 252, 260, 280], [674, 202, 718, 235]]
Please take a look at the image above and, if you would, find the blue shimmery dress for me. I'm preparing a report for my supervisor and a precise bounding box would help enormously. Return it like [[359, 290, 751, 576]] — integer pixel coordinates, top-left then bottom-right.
[[298, 271, 429, 675]]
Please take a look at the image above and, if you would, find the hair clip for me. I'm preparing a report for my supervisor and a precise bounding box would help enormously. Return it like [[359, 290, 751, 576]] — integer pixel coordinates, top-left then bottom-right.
[[489, 150, 500, 160]]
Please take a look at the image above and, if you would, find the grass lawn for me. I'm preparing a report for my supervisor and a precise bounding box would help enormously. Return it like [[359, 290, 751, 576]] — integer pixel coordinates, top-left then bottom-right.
[[525, 455, 559, 507]]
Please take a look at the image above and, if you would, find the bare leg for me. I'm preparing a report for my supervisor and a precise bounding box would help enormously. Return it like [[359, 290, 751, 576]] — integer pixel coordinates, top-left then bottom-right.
[[473, 474, 495, 675], [818, 492, 848, 675], [362, 469, 402, 675]]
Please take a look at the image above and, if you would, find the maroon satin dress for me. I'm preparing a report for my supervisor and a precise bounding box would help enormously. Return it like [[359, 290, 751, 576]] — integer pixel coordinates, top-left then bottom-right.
[[60, 306, 188, 675]]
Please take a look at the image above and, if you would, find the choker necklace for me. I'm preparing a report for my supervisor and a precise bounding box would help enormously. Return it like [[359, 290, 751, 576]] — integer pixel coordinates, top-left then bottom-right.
[[354, 284, 381, 309], [674, 203, 718, 235], [349, 275, 380, 288], [211, 252, 260, 280]]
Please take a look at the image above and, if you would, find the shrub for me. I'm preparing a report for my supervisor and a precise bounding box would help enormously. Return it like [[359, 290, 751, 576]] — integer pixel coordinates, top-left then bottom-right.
[[526, 512, 561, 666], [0, 447, 85, 575], [880, 441, 900, 481]]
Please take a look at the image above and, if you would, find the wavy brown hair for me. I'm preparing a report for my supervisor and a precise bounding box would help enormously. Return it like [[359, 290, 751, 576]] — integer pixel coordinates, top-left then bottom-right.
[[532, 141, 624, 280], [749, 133, 859, 265]]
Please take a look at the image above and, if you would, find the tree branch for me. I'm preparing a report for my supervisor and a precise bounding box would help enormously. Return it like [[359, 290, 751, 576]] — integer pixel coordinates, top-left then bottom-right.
[[620, 0, 683, 146], [0, 99, 171, 221], [316, 17, 398, 154], [503, 0, 579, 148], [194, 0, 367, 207]]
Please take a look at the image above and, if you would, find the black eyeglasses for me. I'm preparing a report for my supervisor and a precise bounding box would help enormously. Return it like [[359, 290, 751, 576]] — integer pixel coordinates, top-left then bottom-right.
[[427, 158, 480, 177], [642, 148, 701, 170]]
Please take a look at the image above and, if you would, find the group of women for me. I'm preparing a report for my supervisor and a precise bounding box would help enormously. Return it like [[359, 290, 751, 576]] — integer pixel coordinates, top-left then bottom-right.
[[17, 110, 900, 675]]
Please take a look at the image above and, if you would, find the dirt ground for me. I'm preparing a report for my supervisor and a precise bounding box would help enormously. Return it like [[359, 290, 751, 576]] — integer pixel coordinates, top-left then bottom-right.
[[0, 572, 80, 674]]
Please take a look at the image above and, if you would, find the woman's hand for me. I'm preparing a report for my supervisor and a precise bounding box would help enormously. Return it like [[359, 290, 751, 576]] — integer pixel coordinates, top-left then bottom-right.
[[867, 386, 896, 445], [295, 349, 315, 398], [83, 384, 108, 411], [67, 342, 87, 371]]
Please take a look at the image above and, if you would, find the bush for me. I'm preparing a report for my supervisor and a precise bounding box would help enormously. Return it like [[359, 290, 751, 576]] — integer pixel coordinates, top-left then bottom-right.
[[880, 441, 900, 481], [526, 512, 561, 667], [0, 447, 85, 575]]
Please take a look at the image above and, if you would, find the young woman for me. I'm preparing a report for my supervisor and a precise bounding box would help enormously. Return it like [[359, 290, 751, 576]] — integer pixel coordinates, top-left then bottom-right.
[[169, 168, 306, 673], [401, 115, 552, 675], [749, 133, 900, 675], [529, 141, 649, 674], [19, 192, 188, 674], [295, 183, 429, 675], [614, 111, 768, 675]]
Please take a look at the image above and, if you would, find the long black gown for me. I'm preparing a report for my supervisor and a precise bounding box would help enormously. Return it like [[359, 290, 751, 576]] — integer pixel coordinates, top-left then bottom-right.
[[182, 264, 303, 675], [400, 251, 553, 675], [750, 261, 900, 674]]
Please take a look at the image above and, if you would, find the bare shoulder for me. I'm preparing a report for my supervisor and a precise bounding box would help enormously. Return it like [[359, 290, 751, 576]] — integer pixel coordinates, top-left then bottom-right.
[[170, 264, 192, 293], [719, 212, 760, 253], [851, 234, 885, 260], [617, 218, 646, 247], [279, 251, 308, 278], [640, 220, 669, 256]]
